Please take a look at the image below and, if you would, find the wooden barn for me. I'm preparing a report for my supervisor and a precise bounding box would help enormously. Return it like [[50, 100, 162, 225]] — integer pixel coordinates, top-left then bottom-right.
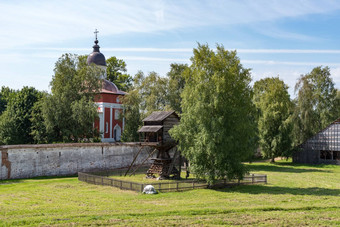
[[293, 117, 340, 165], [138, 111, 180, 144], [127, 111, 181, 179]]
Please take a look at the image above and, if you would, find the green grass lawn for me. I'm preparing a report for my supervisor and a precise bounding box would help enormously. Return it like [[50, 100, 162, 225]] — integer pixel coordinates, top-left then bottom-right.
[[0, 160, 339, 226], [107, 170, 196, 184]]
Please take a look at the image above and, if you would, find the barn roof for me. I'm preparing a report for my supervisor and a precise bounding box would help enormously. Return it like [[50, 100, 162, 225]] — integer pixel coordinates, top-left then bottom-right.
[[138, 125, 163, 133], [142, 111, 178, 122], [299, 116, 340, 151]]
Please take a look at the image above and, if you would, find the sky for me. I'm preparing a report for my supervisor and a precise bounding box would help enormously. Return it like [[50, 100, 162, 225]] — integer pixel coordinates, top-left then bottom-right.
[[1, 0, 340, 97]]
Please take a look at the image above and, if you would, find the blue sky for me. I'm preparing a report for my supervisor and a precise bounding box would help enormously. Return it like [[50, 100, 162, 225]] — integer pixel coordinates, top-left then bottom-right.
[[1, 0, 340, 97]]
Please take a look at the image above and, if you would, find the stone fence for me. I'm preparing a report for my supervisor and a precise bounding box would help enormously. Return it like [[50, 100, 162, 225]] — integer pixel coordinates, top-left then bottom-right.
[[0, 143, 152, 180]]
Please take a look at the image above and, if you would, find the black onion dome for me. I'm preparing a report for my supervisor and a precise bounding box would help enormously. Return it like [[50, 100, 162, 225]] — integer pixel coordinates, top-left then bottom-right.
[[87, 39, 106, 66]]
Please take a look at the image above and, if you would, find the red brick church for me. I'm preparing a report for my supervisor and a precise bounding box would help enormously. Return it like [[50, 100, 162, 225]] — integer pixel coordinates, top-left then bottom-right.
[[87, 32, 125, 142]]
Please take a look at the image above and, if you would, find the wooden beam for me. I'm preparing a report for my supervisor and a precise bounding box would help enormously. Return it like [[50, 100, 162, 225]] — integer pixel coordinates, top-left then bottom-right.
[[124, 146, 143, 176], [129, 148, 158, 176], [167, 147, 178, 176]]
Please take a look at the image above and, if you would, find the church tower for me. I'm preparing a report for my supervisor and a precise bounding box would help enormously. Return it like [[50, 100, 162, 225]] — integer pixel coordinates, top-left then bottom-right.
[[88, 29, 125, 142]]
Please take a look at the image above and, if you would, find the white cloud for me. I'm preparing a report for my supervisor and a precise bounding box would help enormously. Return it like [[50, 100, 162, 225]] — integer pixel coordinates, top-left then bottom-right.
[[1, 0, 340, 49], [242, 60, 340, 67], [330, 67, 340, 86], [121, 56, 189, 62], [18, 47, 340, 54], [237, 49, 340, 54]]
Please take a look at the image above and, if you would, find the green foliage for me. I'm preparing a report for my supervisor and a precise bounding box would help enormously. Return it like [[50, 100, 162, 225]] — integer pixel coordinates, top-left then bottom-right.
[[121, 89, 142, 142], [294, 66, 338, 145], [170, 43, 256, 184], [30, 95, 48, 144], [334, 89, 340, 119], [253, 77, 293, 162], [167, 63, 188, 113], [0, 87, 43, 145], [106, 56, 132, 91], [0, 86, 14, 115], [121, 63, 187, 141], [121, 70, 169, 141], [40, 53, 102, 143], [138, 71, 169, 115]]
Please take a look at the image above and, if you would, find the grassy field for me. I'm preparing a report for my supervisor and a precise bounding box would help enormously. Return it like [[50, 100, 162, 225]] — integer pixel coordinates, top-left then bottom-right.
[[106, 170, 197, 184], [0, 160, 339, 226]]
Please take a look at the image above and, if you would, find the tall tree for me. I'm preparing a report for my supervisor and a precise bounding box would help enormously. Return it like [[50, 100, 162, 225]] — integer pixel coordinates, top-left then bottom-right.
[[106, 56, 132, 91], [0, 87, 42, 145], [0, 86, 14, 115], [121, 89, 142, 142], [30, 94, 48, 144], [121, 70, 169, 141], [41, 53, 102, 142], [335, 89, 340, 118], [167, 63, 188, 113], [137, 71, 169, 115], [170, 44, 256, 184], [294, 66, 338, 144], [253, 77, 293, 162]]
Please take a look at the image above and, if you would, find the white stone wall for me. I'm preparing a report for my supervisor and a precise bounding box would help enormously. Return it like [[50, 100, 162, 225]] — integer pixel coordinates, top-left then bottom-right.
[[0, 143, 152, 180]]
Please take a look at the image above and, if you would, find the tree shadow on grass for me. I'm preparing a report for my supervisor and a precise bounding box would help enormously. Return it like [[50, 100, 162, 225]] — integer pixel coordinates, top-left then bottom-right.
[[218, 184, 340, 196], [247, 164, 332, 173], [0, 175, 77, 184]]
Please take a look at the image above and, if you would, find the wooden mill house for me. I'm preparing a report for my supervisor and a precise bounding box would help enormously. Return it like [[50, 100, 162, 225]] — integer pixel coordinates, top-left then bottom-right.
[[125, 111, 181, 179]]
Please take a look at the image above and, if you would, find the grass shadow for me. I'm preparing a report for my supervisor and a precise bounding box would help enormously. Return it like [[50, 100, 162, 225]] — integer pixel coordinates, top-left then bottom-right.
[[221, 184, 340, 196], [0, 175, 77, 184], [247, 164, 332, 173]]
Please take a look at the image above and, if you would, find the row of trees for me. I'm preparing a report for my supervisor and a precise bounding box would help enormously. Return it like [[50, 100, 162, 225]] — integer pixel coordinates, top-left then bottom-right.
[[121, 44, 339, 183], [0, 43, 339, 184], [121, 64, 187, 141], [0, 54, 133, 144]]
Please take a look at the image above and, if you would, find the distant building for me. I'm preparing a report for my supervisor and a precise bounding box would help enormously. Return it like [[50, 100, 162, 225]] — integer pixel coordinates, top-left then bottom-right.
[[87, 31, 125, 142], [293, 118, 340, 165]]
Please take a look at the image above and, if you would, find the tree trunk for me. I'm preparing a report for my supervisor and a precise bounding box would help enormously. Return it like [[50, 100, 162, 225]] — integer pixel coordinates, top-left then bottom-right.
[[270, 156, 275, 163]]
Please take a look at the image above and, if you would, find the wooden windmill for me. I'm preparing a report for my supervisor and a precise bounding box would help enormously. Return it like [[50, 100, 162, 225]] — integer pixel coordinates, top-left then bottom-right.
[[125, 111, 181, 179]]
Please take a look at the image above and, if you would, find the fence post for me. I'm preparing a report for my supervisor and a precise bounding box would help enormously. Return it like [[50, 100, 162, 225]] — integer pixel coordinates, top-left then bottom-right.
[[141, 184, 144, 192], [176, 182, 179, 191], [120, 180, 122, 189], [130, 182, 132, 191], [252, 174, 254, 184], [265, 175, 267, 184], [192, 181, 195, 189]]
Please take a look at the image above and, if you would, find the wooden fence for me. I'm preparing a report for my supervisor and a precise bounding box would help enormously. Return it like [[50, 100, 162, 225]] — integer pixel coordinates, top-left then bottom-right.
[[78, 172, 267, 193]]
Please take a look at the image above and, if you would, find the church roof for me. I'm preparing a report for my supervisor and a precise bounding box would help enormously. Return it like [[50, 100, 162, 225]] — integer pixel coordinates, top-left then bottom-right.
[[87, 38, 106, 66], [87, 30, 124, 96], [101, 79, 126, 95]]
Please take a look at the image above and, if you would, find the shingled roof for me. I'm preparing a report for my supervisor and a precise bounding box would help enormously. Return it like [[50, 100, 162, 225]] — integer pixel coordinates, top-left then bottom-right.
[[142, 111, 178, 122], [138, 125, 163, 133]]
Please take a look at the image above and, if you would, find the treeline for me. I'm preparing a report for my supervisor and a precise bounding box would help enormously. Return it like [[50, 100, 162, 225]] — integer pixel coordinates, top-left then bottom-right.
[[122, 44, 340, 166], [0, 44, 339, 169], [0, 54, 102, 144]]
